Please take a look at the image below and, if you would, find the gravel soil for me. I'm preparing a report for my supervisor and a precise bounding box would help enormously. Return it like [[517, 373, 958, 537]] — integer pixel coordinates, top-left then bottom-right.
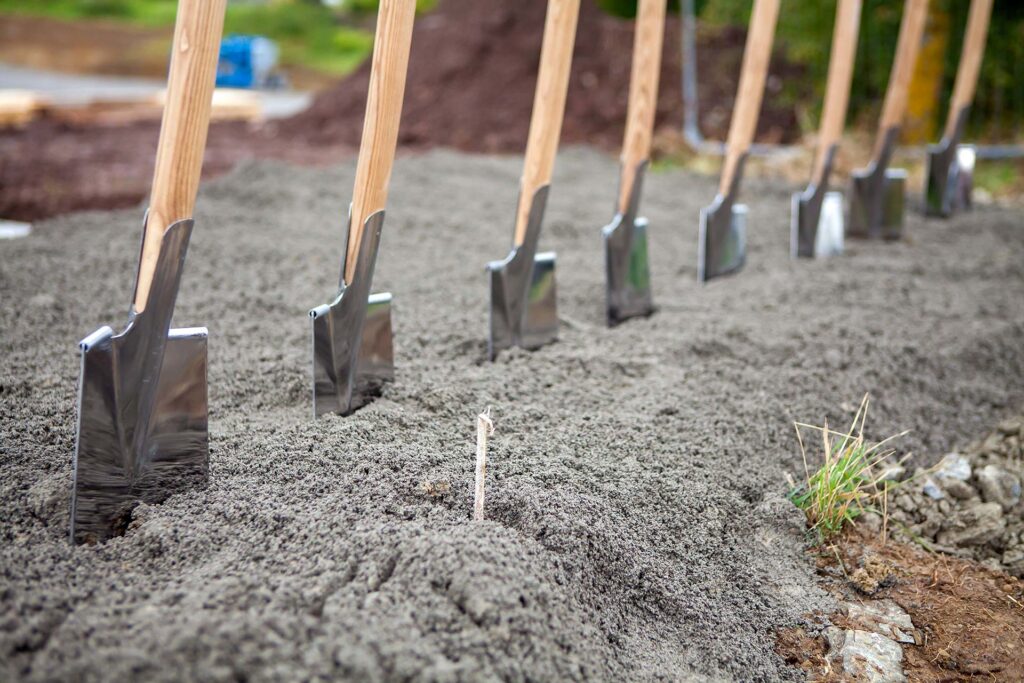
[[1, 148, 1023, 681]]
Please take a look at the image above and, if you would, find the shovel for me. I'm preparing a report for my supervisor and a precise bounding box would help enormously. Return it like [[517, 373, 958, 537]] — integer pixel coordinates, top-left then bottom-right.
[[925, 0, 992, 217], [848, 0, 928, 240], [71, 0, 226, 544], [697, 0, 780, 282], [310, 0, 414, 417], [602, 0, 666, 326], [486, 0, 580, 359], [791, 0, 862, 259]]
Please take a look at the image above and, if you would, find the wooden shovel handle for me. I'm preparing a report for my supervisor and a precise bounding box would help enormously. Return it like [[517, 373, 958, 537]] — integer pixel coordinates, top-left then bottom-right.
[[134, 0, 226, 312], [812, 0, 862, 179], [718, 0, 780, 195], [618, 0, 667, 213], [875, 0, 929, 150], [513, 0, 581, 246], [346, 0, 416, 283], [944, 0, 992, 139]]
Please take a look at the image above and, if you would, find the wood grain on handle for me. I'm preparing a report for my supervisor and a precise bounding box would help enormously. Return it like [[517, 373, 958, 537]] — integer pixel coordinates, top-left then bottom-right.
[[812, 0, 862, 179], [346, 0, 416, 283], [875, 0, 929, 149], [513, 0, 581, 246], [718, 0, 780, 195], [134, 0, 226, 312], [944, 0, 992, 139], [618, 0, 667, 213]]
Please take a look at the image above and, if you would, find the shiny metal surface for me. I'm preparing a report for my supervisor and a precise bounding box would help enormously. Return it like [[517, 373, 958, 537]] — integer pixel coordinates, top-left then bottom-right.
[[310, 210, 394, 417], [815, 191, 845, 257], [603, 161, 654, 326], [71, 218, 209, 545], [925, 107, 974, 217], [486, 185, 558, 360], [848, 127, 907, 239], [791, 146, 843, 258], [698, 154, 748, 282]]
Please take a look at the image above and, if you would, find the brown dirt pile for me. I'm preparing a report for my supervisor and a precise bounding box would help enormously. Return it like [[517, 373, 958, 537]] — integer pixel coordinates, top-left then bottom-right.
[[279, 0, 805, 153], [780, 532, 1024, 682], [0, 0, 807, 222]]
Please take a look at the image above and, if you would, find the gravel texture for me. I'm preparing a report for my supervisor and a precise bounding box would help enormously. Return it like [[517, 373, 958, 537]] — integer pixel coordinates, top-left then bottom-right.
[[2, 148, 1023, 681]]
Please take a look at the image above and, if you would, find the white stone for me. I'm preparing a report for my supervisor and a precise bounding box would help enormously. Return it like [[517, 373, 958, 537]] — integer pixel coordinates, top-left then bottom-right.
[[976, 465, 1021, 511], [846, 600, 917, 644], [828, 629, 906, 683], [935, 453, 972, 481]]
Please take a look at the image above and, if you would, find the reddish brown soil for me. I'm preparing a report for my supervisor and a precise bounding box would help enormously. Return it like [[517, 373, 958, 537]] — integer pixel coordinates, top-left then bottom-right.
[[0, 0, 808, 222], [281, 0, 805, 153], [778, 530, 1024, 682]]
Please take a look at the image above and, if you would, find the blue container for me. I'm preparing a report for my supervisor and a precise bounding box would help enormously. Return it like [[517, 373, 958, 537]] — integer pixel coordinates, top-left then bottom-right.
[[217, 35, 279, 89]]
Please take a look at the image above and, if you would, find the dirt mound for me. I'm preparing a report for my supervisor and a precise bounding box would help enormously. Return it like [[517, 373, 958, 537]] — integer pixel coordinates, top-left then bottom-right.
[[1, 0, 807, 223], [279, 0, 805, 153]]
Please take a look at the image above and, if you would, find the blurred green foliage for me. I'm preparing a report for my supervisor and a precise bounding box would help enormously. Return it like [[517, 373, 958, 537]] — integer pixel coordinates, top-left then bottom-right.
[[699, 0, 1022, 140], [0, 0, 428, 76], [598, 0, 1022, 141]]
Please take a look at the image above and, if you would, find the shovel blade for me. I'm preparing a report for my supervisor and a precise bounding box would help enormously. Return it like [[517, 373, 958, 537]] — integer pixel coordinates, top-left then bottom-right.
[[926, 144, 975, 217], [603, 214, 653, 326], [698, 200, 747, 282], [815, 192, 845, 257], [311, 291, 394, 418], [72, 326, 208, 545], [487, 253, 558, 359], [849, 169, 906, 239]]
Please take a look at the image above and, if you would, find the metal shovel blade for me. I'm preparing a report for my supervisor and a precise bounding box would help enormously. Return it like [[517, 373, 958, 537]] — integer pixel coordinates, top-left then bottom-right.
[[487, 185, 558, 360], [698, 195, 747, 282], [791, 147, 844, 259], [847, 127, 907, 240], [849, 168, 907, 240], [310, 210, 394, 418], [926, 107, 974, 218], [71, 219, 208, 545], [603, 161, 653, 326], [926, 142, 975, 218], [791, 188, 845, 259], [603, 214, 652, 325]]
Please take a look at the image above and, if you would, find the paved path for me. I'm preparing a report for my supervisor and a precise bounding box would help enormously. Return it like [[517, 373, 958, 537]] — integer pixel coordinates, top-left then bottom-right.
[[0, 62, 311, 119]]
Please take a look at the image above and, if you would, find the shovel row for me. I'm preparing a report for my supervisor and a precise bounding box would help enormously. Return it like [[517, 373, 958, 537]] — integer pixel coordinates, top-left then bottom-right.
[[70, 0, 996, 543]]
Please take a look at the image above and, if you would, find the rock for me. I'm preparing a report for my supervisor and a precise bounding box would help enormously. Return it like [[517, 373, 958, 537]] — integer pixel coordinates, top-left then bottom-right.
[[941, 478, 978, 501], [851, 556, 896, 595], [894, 491, 919, 511], [921, 477, 944, 500], [934, 453, 972, 481], [982, 433, 1005, 455], [1003, 548, 1024, 578], [909, 516, 942, 540], [937, 502, 1005, 546], [859, 511, 883, 534], [846, 600, 917, 644], [877, 463, 906, 482], [997, 419, 1021, 436], [827, 629, 906, 683], [976, 465, 1022, 511]]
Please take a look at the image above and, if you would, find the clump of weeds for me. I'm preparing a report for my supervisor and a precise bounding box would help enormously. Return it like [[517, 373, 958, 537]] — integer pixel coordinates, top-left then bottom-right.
[[787, 395, 909, 541]]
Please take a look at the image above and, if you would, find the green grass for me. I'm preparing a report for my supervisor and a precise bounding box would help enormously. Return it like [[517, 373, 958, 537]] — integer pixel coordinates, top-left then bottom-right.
[[973, 159, 1024, 198], [788, 395, 907, 541], [0, 0, 379, 76]]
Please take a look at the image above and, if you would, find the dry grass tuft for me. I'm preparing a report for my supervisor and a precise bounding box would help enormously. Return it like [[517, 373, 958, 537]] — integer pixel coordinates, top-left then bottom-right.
[[788, 395, 909, 541]]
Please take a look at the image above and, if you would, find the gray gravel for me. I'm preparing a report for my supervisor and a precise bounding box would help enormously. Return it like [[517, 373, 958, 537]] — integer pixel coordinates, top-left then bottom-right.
[[2, 147, 1023, 681]]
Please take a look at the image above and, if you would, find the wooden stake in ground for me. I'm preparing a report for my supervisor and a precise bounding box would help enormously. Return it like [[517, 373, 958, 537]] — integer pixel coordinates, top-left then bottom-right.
[[474, 408, 494, 522]]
